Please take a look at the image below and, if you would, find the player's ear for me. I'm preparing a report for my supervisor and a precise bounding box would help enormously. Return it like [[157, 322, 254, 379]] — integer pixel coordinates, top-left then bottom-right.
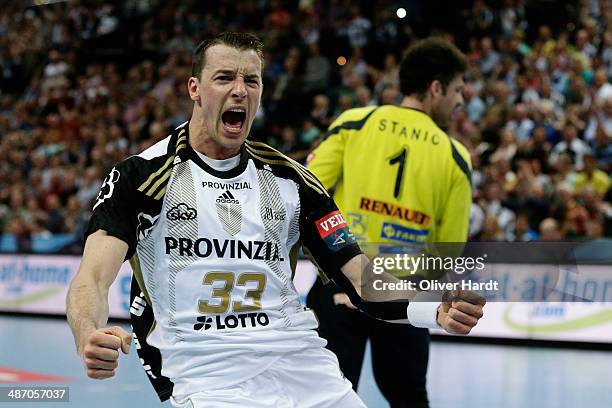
[[188, 77, 201, 104], [430, 80, 443, 98]]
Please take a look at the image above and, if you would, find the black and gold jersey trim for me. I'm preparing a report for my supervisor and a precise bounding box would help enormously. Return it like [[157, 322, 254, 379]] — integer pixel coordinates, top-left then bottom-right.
[[186, 142, 250, 179], [137, 129, 187, 199], [245, 140, 329, 197], [129, 254, 152, 305]]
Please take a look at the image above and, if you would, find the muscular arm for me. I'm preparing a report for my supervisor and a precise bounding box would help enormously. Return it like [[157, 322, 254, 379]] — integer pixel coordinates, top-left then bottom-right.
[[67, 230, 127, 352], [67, 230, 132, 379], [340, 254, 414, 300]]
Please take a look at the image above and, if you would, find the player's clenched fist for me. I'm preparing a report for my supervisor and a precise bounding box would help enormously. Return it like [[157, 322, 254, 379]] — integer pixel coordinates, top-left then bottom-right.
[[437, 290, 486, 335], [80, 326, 132, 379]]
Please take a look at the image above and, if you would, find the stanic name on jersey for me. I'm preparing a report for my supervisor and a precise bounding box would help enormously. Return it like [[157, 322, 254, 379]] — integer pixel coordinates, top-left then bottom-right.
[[378, 119, 440, 145], [316, 210, 348, 238], [202, 181, 252, 190], [194, 312, 270, 331], [360, 198, 430, 227], [165, 237, 284, 261]]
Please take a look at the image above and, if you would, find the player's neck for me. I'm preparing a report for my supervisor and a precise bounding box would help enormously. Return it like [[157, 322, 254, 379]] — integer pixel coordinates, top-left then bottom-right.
[[400, 96, 433, 117], [188, 116, 240, 160]]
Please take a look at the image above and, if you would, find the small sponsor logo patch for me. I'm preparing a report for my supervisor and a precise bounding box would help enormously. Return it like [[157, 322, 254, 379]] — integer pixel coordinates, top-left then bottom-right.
[[193, 312, 270, 331], [262, 206, 286, 221], [215, 191, 242, 235], [136, 212, 160, 241], [166, 203, 197, 221], [316, 211, 348, 238], [322, 227, 357, 252], [381, 222, 429, 243]]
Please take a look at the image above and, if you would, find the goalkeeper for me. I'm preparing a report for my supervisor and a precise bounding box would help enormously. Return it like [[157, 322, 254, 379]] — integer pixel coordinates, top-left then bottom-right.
[[307, 37, 473, 408]]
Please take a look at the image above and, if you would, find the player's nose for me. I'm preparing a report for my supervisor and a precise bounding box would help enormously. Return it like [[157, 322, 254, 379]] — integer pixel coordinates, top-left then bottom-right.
[[231, 79, 247, 99]]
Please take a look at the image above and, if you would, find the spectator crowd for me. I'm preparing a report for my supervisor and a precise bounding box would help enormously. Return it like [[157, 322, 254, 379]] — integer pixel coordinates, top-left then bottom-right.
[[1, 0, 611, 253]]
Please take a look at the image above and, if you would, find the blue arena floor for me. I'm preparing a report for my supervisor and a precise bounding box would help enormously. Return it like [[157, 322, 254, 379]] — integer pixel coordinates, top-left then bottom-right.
[[0, 315, 610, 408]]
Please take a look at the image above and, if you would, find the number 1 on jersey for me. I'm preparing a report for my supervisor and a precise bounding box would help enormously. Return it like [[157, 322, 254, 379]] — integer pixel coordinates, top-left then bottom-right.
[[389, 147, 408, 199]]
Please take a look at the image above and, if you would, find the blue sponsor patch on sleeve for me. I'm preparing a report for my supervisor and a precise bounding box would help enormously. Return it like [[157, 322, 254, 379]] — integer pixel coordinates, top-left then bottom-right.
[[323, 226, 357, 252]]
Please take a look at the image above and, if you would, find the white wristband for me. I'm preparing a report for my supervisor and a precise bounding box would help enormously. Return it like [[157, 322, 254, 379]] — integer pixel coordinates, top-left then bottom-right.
[[406, 292, 441, 329]]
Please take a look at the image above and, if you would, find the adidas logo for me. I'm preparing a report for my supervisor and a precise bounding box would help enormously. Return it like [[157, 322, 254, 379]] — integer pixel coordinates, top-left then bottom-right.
[[216, 190, 240, 204], [215, 190, 242, 235]]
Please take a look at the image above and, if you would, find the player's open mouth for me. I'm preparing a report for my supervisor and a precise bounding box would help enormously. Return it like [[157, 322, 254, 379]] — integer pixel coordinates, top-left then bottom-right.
[[221, 108, 246, 136]]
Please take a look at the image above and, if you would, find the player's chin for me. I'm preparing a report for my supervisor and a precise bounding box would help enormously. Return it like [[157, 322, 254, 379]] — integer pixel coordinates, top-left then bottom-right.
[[442, 112, 456, 126], [433, 111, 450, 129]]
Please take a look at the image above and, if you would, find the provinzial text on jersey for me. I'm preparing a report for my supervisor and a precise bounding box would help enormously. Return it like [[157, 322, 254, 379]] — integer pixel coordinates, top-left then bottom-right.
[[378, 119, 440, 145], [202, 181, 252, 190], [165, 237, 284, 261]]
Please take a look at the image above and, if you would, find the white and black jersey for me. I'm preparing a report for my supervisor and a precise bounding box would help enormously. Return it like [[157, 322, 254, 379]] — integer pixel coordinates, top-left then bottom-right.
[[87, 122, 361, 401]]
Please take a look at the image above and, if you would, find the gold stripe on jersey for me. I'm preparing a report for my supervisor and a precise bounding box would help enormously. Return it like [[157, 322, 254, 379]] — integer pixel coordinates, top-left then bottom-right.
[[289, 241, 301, 280], [245, 141, 325, 189], [137, 129, 187, 196], [245, 146, 328, 197], [303, 246, 330, 284], [137, 156, 174, 193], [245, 140, 329, 196], [144, 168, 172, 197], [247, 140, 323, 188], [148, 139, 187, 200], [129, 254, 152, 306], [147, 320, 157, 339], [153, 185, 168, 200], [175, 128, 187, 146]]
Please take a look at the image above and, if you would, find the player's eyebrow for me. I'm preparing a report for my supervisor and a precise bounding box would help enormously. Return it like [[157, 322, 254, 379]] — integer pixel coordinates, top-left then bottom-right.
[[212, 69, 261, 81], [244, 73, 261, 81], [212, 69, 236, 76]]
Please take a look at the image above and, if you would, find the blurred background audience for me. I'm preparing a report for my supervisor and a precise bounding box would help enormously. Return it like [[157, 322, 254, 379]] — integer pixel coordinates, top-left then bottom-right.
[[1, 0, 611, 253]]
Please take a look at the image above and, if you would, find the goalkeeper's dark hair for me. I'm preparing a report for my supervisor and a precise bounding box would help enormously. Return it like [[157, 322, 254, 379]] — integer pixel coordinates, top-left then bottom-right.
[[399, 37, 467, 100], [192, 32, 264, 79]]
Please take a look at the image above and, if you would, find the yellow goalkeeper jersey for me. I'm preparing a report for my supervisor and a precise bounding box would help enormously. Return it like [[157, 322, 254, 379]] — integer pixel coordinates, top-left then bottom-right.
[[307, 105, 472, 250]]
